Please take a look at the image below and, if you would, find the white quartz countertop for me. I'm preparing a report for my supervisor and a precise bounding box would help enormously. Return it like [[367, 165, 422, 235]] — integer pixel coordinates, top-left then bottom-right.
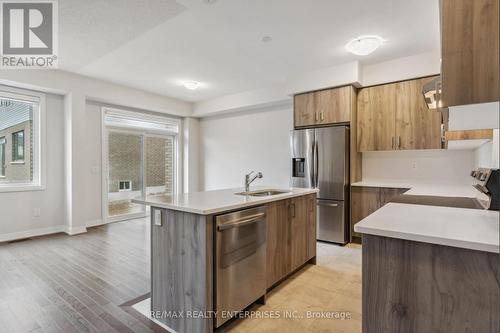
[[354, 203, 499, 253], [351, 180, 479, 197], [132, 187, 318, 215]]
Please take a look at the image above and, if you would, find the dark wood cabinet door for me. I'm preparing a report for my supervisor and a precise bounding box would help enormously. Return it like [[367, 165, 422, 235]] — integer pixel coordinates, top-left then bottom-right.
[[305, 194, 317, 261], [266, 199, 291, 288], [380, 187, 409, 205], [395, 77, 443, 150], [350, 187, 382, 239], [441, 0, 500, 107], [290, 195, 309, 271]]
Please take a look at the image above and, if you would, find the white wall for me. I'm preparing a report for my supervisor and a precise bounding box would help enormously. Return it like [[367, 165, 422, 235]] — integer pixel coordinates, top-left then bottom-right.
[[199, 104, 293, 190], [0, 93, 66, 240], [362, 150, 475, 185]]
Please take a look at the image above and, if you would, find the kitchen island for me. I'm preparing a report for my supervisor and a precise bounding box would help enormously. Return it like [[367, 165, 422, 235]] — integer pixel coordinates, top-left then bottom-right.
[[355, 202, 500, 333], [133, 187, 318, 333]]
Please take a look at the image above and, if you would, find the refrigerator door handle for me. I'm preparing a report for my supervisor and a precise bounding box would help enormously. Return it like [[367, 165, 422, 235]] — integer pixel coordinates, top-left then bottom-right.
[[314, 140, 319, 188]]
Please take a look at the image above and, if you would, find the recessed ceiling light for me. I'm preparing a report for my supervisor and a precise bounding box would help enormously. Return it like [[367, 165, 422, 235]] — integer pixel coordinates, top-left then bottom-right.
[[261, 36, 273, 43], [183, 81, 202, 90], [345, 35, 385, 56]]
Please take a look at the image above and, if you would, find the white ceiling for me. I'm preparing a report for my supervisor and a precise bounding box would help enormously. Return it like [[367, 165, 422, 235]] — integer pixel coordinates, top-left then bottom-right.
[[59, 0, 440, 103]]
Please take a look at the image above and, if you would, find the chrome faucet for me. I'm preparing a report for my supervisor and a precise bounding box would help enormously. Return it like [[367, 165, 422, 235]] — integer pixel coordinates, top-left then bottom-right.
[[245, 171, 263, 192]]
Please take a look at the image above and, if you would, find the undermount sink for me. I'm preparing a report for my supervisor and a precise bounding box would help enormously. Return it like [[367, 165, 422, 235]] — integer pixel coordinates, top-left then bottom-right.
[[236, 189, 290, 197]]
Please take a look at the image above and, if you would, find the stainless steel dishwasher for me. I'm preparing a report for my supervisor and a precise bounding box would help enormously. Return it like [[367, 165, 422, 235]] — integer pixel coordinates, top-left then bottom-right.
[[215, 206, 267, 328]]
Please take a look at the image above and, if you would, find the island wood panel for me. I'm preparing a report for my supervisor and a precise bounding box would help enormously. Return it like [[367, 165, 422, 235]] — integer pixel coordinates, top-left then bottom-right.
[[357, 83, 397, 151], [362, 234, 500, 333], [266, 199, 292, 288], [290, 195, 310, 271], [315, 86, 351, 124], [151, 208, 213, 333], [441, 0, 500, 107], [294, 92, 316, 127], [395, 77, 442, 150]]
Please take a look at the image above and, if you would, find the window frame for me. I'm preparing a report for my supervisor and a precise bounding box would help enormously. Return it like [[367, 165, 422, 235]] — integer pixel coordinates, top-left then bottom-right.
[[11, 130, 25, 163], [0, 86, 46, 192], [0, 136, 5, 177]]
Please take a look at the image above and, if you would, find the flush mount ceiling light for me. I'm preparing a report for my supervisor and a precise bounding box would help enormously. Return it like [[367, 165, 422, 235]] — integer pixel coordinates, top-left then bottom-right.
[[261, 35, 273, 43], [183, 81, 202, 90], [345, 35, 385, 56]]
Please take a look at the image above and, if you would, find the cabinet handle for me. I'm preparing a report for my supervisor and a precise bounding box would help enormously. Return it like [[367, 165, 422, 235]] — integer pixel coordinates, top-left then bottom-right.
[[320, 112, 324, 122], [315, 112, 319, 122], [397, 136, 401, 149], [290, 203, 296, 218], [392, 137, 395, 149]]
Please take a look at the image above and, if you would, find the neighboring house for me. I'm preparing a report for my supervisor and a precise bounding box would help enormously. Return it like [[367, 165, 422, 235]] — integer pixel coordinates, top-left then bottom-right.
[[0, 100, 33, 183]]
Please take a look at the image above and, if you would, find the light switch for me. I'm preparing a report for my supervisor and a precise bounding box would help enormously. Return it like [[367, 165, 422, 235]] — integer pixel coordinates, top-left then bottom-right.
[[154, 209, 163, 226]]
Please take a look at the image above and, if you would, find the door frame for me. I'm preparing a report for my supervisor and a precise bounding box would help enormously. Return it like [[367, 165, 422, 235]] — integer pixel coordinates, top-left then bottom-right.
[[101, 107, 182, 224]]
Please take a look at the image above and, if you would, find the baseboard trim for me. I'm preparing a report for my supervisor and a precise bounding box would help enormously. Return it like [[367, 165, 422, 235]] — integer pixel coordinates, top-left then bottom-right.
[[0, 225, 65, 243], [86, 219, 104, 228], [64, 225, 87, 235]]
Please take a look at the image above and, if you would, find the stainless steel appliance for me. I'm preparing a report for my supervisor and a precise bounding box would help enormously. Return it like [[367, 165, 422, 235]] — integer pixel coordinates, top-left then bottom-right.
[[290, 126, 349, 244], [215, 206, 267, 328]]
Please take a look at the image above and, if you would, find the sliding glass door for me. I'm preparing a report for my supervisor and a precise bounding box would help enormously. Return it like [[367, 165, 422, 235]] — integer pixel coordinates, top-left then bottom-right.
[[107, 130, 145, 220], [103, 108, 180, 223]]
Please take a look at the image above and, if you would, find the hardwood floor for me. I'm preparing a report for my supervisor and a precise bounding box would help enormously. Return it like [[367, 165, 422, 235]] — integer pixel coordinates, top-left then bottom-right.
[[0, 218, 154, 333], [0, 219, 362, 333]]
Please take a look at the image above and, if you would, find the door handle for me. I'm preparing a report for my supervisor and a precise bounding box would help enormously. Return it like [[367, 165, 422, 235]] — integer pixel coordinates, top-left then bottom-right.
[[217, 213, 265, 231], [317, 201, 339, 207], [314, 141, 319, 187]]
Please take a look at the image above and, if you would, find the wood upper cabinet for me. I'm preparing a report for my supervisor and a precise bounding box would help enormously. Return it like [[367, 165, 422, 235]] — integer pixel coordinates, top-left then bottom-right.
[[395, 77, 442, 150], [294, 86, 353, 127], [357, 83, 397, 151], [357, 76, 442, 152], [441, 0, 500, 107], [294, 93, 316, 127]]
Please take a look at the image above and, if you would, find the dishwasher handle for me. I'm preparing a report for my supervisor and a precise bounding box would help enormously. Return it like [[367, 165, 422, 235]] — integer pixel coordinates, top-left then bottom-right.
[[217, 213, 265, 231]]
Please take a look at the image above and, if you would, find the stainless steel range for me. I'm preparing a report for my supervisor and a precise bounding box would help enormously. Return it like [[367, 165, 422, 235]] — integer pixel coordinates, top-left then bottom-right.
[[471, 168, 499, 210]]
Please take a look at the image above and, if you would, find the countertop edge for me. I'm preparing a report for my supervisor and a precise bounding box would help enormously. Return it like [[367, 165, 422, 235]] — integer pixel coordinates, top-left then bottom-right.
[[354, 225, 499, 253], [132, 188, 319, 215]]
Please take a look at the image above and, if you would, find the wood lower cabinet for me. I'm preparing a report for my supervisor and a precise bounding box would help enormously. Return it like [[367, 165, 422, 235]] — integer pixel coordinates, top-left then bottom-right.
[[294, 86, 353, 128], [266, 199, 292, 288], [441, 0, 500, 107], [350, 186, 409, 241], [357, 76, 442, 152], [266, 194, 316, 288]]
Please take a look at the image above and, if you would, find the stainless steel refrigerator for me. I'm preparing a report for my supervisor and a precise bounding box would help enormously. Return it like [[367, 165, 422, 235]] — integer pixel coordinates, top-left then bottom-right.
[[290, 126, 349, 244]]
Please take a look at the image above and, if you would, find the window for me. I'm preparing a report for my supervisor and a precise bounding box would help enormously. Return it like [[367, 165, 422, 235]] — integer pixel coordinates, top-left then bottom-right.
[[0, 87, 45, 192], [119, 180, 132, 192], [12, 130, 24, 162], [0, 137, 5, 177]]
